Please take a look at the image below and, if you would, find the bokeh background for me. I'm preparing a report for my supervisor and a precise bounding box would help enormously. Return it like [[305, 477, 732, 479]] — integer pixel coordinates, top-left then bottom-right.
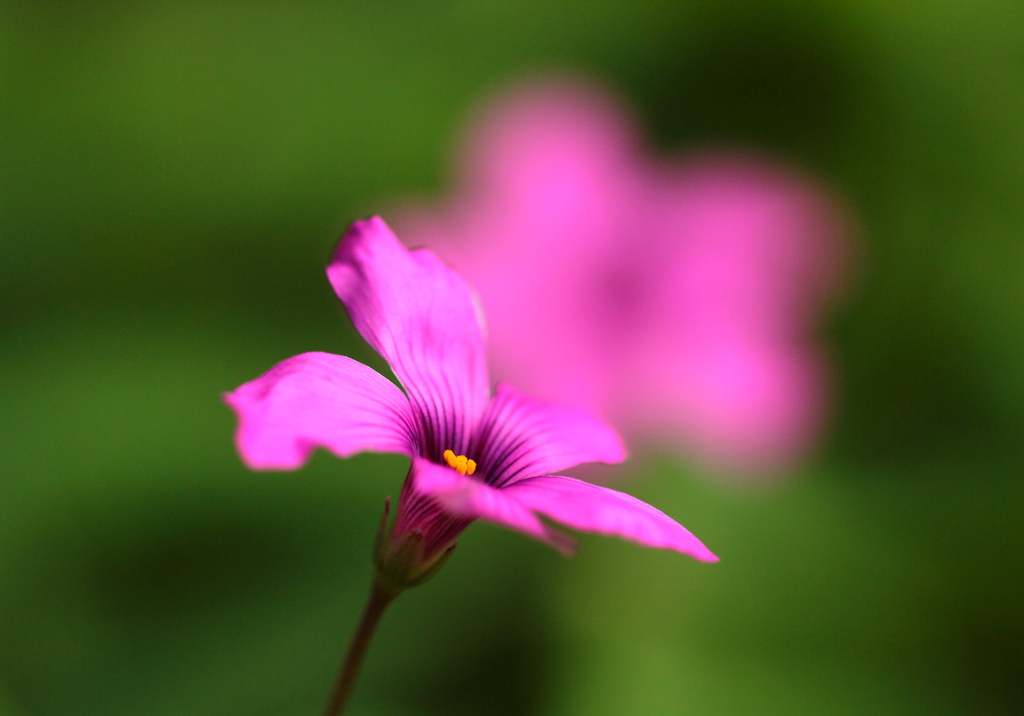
[[2, 1, 1023, 714]]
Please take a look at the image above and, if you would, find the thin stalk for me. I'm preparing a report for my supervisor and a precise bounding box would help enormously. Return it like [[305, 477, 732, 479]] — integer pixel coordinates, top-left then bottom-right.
[[323, 580, 395, 716]]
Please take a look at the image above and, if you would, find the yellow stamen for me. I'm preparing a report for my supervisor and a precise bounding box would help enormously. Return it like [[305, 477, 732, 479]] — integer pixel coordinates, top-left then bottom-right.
[[443, 449, 477, 476]]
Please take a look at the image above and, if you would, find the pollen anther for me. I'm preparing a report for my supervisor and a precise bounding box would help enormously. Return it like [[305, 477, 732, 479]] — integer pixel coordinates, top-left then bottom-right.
[[443, 449, 477, 476]]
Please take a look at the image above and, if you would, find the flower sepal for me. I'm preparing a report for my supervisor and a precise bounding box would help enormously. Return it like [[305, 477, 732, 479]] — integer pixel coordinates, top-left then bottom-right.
[[372, 498, 458, 597]]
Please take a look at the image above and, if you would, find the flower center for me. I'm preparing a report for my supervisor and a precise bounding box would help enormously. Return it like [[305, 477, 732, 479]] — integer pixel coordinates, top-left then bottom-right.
[[443, 449, 477, 476]]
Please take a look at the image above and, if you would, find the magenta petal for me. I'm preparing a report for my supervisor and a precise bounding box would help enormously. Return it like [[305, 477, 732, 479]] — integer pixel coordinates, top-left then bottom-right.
[[474, 383, 626, 487], [504, 475, 718, 561], [412, 458, 576, 554], [327, 217, 490, 457], [225, 352, 417, 470]]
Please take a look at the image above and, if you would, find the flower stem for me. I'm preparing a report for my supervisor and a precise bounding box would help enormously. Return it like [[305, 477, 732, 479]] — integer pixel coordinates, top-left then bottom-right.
[[323, 579, 395, 716]]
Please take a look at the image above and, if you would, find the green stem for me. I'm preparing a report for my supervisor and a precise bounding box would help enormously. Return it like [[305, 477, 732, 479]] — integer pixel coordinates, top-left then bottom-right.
[[323, 579, 395, 716]]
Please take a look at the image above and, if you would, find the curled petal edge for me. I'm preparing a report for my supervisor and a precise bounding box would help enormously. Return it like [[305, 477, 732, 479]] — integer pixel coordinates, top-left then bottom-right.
[[506, 475, 719, 562]]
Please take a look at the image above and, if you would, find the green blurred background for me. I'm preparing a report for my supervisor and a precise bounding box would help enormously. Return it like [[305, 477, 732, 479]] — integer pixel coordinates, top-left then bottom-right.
[[2, 1, 1023, 714]]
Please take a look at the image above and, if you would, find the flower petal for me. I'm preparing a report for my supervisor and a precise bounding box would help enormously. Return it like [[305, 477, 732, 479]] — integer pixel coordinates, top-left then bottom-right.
[[473, 383, 626, 487], [412, 457, 576, 554], [327, 217, 490, 460], [504, 475, 718, 561], [225, 352, 417, 470]]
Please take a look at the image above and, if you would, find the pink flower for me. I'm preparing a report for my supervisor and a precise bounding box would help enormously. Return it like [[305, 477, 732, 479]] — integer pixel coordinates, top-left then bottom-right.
[[394, 79, 848, 470], [226, 217, 716, 583]]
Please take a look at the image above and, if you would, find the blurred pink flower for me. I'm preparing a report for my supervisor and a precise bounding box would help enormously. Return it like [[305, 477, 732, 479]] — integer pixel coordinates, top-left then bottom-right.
[[226, 217, 717, 568], [394, 79, 848, 471]]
